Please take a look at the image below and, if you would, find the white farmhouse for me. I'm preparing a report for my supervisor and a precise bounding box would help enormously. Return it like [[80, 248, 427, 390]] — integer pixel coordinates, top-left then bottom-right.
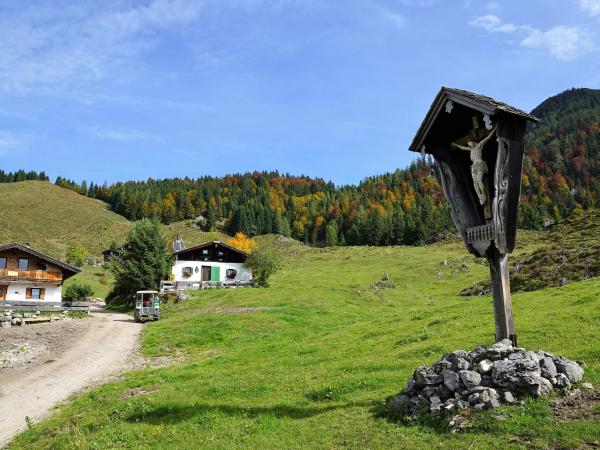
[[166, 241, 252, 290], [0, 243, 80, 302]]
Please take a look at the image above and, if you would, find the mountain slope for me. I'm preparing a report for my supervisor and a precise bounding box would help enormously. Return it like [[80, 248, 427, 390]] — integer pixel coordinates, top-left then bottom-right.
[[0, 181, 131, 259], [520, 88, 600, 228]]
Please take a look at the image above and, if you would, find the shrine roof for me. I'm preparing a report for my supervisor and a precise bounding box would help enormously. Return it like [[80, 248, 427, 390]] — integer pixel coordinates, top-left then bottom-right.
[[409, 87, 539, 153]]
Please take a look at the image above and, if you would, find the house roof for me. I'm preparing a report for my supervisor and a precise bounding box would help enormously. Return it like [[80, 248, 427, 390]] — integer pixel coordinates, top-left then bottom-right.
[[0, 242, 81, 278], [173, 240, 249, 258], [409, 87, 539, 153]]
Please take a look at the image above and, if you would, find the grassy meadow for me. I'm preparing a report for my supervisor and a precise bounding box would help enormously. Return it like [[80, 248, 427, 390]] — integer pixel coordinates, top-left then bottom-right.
[[8, 234, 600, 449]]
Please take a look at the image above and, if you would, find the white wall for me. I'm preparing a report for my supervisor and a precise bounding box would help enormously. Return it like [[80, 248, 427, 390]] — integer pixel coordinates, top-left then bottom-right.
[[5, 284, 62, 301], [172, 260, 252, 283]]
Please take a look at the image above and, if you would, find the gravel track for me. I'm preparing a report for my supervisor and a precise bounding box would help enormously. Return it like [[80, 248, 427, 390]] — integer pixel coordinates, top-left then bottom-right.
[[0, 305, 142, 447]]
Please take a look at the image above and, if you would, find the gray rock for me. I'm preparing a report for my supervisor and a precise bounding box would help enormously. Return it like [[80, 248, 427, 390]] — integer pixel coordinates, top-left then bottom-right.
[[455, 358, 470, 371], [502, 391, 516, 404], [554, 373, 571, 389], [467, 392, 481, 405], [479, 388, 499, 403], [477, 359, 494, 373], [456, 400, 469, 410], [582, 382, 594, 390], [403, 379, 416, 395], [389, 394, 410, 411], [553, 357, 584, 383], [491, 339, 514, 352], [414, 366, 442, 386], [526, 351, 542, 363], [429, 395, 442, 405], [486, 399, 501, 409], [540, 357, 557, 379], [531, 376, 553, 397], [443, 370, 461, 392], [459, 370, 482, 389], [474, 403, 486, 410]]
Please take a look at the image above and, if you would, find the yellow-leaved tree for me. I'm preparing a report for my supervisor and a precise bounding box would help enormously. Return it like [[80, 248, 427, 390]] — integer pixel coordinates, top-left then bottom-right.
[[227, 232, 257, 254]]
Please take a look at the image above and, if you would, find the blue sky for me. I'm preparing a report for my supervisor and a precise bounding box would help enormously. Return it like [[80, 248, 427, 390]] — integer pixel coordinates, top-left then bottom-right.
[[1, 0, 599, 185]]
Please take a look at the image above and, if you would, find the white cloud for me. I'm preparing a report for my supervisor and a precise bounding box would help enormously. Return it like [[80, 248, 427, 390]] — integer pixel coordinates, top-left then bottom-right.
[[85, 127, 164, 143], [0, 131, 29, 156], [469, 14, 594, 61], [0, 0, 202, 94], [580, 0, 600, 17], [469, 15, 519, 33], [521, 25, 593, 61], [381, 8, 406, 29]]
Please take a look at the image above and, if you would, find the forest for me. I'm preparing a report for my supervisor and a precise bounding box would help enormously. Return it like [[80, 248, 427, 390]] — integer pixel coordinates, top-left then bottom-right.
[[2, 88, 599, 246]]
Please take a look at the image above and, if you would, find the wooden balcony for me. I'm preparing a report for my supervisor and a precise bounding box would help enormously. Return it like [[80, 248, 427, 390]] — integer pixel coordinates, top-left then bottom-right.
[[0, 268, 63, 284]]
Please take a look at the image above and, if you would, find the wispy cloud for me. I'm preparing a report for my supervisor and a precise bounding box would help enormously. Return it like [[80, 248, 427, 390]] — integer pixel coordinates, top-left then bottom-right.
[[469, 14, 594, 61], [580, 0, 600, 17], [395, 0, 437, 6], [0, 0, 202, 95], [380, 7, 406, 29], [85, 126, 165, 143], [0, 130, 29, 156]]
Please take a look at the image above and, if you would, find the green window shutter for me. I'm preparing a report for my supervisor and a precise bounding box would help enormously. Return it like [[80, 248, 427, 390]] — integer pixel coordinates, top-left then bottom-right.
[[211, 266, 220, 281]]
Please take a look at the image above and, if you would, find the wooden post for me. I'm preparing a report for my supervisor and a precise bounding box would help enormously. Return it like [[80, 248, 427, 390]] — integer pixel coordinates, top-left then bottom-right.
[[487, 247, 517, 346]]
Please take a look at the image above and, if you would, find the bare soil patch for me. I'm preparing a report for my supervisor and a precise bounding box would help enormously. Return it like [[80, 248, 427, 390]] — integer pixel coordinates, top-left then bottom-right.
[[551, 389, 600, 421], [0, 318, 89, 373]]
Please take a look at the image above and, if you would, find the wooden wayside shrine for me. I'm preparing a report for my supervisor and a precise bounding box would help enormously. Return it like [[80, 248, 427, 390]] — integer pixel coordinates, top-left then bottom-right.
[[410, 87, 538, 345]]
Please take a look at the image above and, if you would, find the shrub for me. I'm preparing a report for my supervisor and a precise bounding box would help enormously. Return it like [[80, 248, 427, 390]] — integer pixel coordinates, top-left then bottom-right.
[[63, 282, 94, 301], [245, 248, 282, 287], [65, 243, 87, 267]]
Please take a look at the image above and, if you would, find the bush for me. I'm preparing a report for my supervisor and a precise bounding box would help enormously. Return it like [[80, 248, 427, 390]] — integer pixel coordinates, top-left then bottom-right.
[[63, 282, 94, 301], [245, 248, 282, 287], [66, 244, 87, 267]]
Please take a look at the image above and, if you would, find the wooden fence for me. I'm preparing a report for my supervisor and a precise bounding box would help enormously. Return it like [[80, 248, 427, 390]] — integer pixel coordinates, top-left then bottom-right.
[[0, 300, 90, 312]]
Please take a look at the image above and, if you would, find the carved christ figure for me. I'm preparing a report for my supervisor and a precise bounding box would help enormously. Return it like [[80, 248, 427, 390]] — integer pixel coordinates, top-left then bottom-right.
[[451, 125, 497, 205]]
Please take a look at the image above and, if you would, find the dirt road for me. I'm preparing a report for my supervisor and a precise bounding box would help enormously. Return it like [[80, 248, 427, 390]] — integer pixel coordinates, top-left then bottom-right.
[[0, 305, 143, 447]]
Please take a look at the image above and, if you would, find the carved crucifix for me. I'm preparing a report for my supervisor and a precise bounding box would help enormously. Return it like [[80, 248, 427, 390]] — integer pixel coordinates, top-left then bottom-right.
[[451, 124, 497, 218]]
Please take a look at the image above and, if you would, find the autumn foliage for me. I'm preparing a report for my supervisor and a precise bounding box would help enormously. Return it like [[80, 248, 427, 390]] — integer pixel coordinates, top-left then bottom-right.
[[227, 232, 257, 254]]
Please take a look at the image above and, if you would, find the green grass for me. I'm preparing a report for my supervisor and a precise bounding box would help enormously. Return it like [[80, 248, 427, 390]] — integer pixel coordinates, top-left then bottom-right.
[[0, 181, 130, 258], [64, 265, 114, 300], [0, 181, 234, 261], [9, 235, 600, 449]]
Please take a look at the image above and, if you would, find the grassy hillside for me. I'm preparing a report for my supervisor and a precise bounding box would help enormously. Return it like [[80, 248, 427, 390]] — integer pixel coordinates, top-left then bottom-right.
[[0, 181, 131, 259], [462, 209, 600, 295], [10, 238, 600, 449]]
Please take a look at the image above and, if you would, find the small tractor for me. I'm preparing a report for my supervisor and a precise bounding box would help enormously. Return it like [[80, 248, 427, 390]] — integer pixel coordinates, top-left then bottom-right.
[[134, 290, 161, 322]]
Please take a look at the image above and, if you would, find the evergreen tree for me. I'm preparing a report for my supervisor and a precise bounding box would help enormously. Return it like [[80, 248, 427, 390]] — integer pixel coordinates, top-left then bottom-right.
[[107, 219, 170, 305]]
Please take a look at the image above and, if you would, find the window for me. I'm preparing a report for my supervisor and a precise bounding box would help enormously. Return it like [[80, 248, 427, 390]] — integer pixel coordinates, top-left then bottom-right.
[[202, 249, 209, 255], [18, 258, 29, 270], [226, 269, 237, 279], [26, 288, 45, 300], [182, 266, 193, 278], [0, 257, 6, 269]]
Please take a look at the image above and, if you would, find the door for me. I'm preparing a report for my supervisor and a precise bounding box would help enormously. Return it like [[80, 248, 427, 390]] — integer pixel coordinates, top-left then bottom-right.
[[0, 285, 6, 301], [201, 266, 211, 281], [211, 266, 221, 282]]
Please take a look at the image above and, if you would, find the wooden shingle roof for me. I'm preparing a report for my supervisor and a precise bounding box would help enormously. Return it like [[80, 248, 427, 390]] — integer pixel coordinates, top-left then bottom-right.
[[409, 87, 539, 153]]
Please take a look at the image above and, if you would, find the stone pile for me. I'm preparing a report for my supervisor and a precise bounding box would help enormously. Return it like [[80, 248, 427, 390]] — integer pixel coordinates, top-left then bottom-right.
[[389, 339, 585, 415], [0, 311, 72, 329]]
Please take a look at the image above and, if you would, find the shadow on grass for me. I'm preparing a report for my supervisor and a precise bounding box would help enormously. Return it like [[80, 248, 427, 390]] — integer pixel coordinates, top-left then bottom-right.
[[126, 400, 378, 424]]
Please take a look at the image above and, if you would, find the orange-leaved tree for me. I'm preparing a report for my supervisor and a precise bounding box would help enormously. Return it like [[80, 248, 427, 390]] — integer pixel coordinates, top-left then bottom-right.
[[227, 232, 257, 254]]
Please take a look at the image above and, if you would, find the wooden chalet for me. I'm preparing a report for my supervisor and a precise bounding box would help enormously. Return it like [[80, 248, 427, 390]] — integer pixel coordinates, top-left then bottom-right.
[[0, 243, 80, 302]]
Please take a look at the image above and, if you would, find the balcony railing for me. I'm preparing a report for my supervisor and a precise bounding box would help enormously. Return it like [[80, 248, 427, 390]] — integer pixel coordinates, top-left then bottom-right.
[[0, 268, 63, 284]]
